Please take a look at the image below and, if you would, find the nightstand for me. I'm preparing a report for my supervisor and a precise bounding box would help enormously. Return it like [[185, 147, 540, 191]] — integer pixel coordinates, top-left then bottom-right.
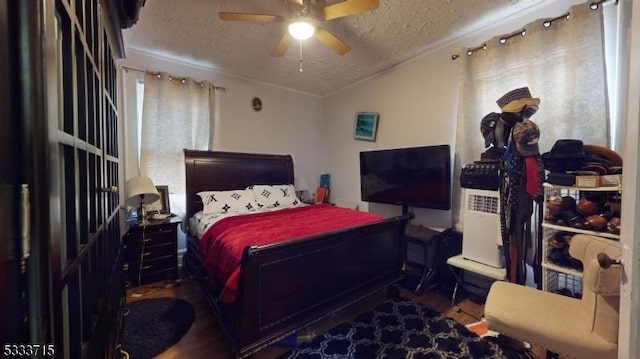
[[122, 216, 181, 286]]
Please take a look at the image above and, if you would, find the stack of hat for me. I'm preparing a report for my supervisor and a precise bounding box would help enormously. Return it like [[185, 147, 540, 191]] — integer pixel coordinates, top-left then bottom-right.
[[544, 191, 622, 235], [496, 87, 541, 122], [582, 144, 623, 174], [542, 139, 623, 186], [474, 146, 504, 164], [480, 112, 500, 149], [477, 112, 504, 162], [512, 118, 540, 157], [547, 231, 583, 271], [476, 87, 542, 161]]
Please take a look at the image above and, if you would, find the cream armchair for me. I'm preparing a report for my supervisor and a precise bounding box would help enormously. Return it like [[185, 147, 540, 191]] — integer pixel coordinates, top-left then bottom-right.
[[484, 234, 622, 359]]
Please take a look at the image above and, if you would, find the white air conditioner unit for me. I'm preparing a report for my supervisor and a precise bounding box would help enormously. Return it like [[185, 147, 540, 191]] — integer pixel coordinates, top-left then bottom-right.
[[462, 188, 504, 268]]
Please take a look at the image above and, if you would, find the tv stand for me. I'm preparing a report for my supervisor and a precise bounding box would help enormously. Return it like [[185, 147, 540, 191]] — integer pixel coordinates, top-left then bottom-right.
[[402, 204, 410, 216], [404, 224, 440, 293], [401, 204, 417, 220]]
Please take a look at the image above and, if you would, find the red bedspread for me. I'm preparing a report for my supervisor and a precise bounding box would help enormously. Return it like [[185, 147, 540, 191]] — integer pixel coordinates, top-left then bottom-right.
[[199, 204, 384, 303]]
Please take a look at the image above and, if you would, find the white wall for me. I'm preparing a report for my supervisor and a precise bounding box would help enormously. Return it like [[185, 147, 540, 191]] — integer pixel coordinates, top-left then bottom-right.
[[118, 48, 326, 193], [323, 0, 584, 230]]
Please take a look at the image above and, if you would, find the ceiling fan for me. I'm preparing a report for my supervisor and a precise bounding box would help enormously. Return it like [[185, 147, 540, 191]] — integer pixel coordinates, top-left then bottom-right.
[[218, 0, 379, 57]]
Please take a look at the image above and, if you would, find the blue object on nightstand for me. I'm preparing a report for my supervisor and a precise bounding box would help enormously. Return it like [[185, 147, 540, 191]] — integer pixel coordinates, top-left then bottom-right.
[[320, 174, 330, 188]]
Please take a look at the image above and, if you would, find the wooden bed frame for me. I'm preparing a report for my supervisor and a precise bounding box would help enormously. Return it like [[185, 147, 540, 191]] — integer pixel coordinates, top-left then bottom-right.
[[183, 149, 412, 358]]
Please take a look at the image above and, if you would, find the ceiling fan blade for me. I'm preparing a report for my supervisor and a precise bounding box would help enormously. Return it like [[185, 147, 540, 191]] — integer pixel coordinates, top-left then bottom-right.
[[271, 33, 292, 57], [323, 0, 379, 21], [314, 28, 350, 55], [219, 12, 284, 22]]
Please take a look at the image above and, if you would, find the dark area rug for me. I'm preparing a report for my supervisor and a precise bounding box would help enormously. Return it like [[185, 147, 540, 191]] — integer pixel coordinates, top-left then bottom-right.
[[120, 297, 195, 359], [278, 297, 533, 359]]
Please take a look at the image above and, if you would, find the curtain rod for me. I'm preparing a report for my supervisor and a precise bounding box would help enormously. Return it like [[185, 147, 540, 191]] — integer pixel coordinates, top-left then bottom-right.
[[450, 0, 618, 61], [119, 64, 227, 92]]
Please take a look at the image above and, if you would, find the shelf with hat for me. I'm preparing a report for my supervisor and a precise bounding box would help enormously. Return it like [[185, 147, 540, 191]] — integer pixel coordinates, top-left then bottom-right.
[[542, 139, 623, 189], [542, 184, 622, 238], [540, 182, 622, 297], [539, 139, 623, 297], [542, 222, 620, 240]]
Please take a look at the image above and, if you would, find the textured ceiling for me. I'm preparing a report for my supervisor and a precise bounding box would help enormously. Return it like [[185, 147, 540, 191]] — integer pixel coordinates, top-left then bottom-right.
[[123, 0, 546, 96]]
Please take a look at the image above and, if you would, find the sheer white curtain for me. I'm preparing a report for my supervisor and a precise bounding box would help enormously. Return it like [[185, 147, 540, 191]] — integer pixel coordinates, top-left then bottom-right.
[[139, 72, 214, 222], [453, 2, 609, 226]]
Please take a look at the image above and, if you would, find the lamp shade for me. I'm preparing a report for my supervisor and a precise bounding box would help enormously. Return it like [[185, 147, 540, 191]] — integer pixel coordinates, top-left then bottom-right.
[[125, 176, 160, 206], [294, 176, 310, 191]]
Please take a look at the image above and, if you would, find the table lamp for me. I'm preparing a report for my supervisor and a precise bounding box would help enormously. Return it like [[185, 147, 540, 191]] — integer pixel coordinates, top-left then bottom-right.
[[125, 176, 160, 224], [294, 176, 310, 202]]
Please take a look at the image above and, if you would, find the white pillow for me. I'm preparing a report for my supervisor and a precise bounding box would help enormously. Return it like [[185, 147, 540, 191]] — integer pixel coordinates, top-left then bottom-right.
[[249, 184, 300, 209], [197, 189, 259, 215]]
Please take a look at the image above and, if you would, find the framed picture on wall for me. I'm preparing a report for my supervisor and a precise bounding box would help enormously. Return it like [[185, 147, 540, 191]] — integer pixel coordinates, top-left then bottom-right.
[[353, 112, 380, 141], [145, 185, 170, 214]]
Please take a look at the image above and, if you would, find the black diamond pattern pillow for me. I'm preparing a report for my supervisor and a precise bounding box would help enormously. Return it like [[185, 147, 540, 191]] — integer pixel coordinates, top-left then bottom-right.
[[197, 189, 259, 215], [248, 184, 300, 209]]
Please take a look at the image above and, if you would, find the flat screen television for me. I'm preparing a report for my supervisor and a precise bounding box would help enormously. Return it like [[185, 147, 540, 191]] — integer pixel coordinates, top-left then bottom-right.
[[359, 144, 451, 211]]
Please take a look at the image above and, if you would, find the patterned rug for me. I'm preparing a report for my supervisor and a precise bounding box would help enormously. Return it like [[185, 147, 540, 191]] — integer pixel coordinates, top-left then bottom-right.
[[278, 297, 531, 359], [120, 297, 195, 359]]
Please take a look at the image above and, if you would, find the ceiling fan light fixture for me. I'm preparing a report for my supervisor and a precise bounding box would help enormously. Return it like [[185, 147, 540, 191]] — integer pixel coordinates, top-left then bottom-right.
[[288, 21, 315, 40]]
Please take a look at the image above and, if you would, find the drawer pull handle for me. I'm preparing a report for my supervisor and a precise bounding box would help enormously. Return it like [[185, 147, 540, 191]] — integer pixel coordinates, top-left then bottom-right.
[[143, 238, 152, 242], [141, 265, 152, 270], [142, 252, 152, 256]]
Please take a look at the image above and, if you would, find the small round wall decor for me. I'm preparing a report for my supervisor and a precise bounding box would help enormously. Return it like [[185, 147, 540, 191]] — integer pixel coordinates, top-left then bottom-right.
[[251, 97, 263, 112]]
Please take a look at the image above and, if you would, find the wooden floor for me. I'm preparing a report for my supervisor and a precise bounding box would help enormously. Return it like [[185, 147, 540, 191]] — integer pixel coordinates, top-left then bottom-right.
[[124, 278, 556, 358]]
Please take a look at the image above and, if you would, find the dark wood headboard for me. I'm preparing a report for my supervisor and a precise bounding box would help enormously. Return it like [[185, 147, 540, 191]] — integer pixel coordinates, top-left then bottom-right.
[[184, 149, 295, 218]]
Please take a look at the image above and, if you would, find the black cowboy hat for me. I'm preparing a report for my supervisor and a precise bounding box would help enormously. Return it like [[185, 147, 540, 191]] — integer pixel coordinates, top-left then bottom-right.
[[541, 139, 586, 172]]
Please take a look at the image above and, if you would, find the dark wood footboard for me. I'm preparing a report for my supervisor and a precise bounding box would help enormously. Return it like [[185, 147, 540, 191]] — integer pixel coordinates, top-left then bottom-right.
[[236, 214, 411, 356], [186, 214, 411, 357]]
